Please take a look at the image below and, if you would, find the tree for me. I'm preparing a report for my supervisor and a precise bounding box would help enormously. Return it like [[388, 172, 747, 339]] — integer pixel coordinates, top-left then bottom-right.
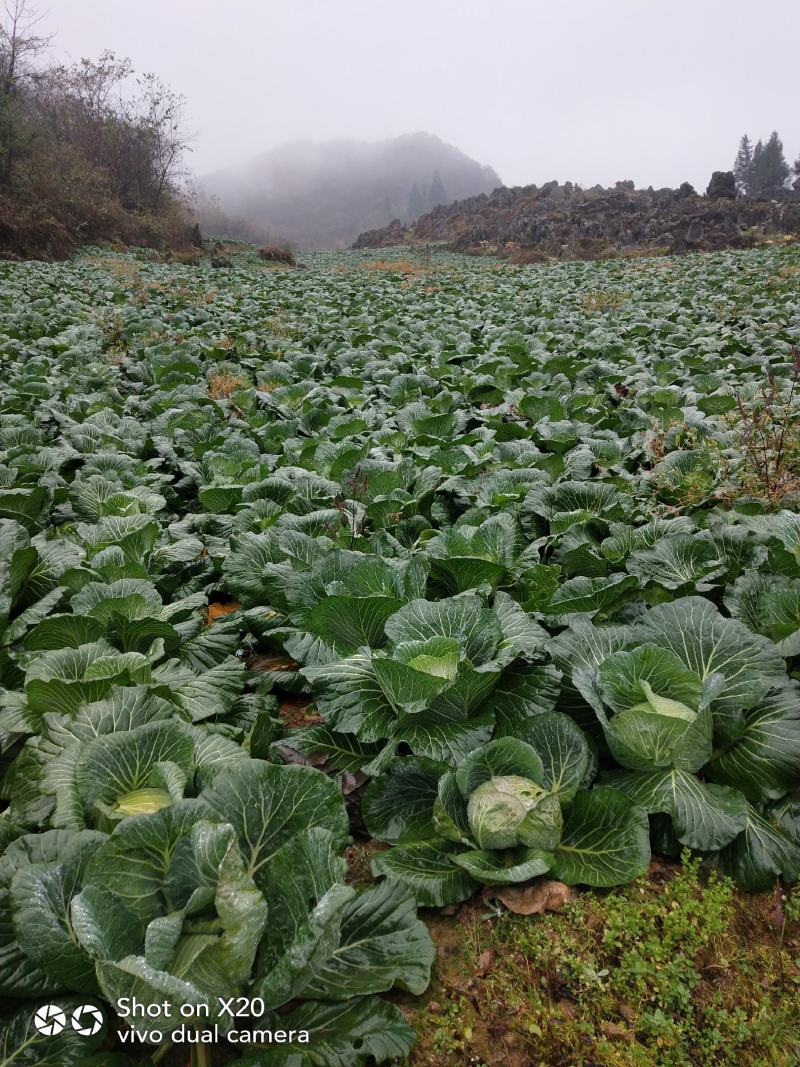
[[407, 182, 426, 220], [31, 51, 189, 212], [0, 0, 50, 182], [132, 71, 190, 208], [428, 170, 447, 209], [733, 134, 753, 196], [750, 131, 790, 197]]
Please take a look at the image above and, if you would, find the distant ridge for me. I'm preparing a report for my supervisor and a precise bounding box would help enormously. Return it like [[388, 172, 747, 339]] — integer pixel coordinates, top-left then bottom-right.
[[196, 132, 501, 249]]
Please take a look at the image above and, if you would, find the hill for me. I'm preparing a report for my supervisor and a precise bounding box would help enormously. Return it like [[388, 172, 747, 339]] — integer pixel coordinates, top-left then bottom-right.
[[353, 178, 800, 259], [196, 132, 501, 248]]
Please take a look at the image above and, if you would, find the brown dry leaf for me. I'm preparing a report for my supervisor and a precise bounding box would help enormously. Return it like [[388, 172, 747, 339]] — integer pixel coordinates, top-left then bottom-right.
[[271, 742, 327, 767], [205, 600, 241, 625], [618, 1003, 636, 1025], [278, 696, 319, 727], [339, 771, 367, 795], [476, 948, 494, 975], [492, 879, 575, 916], [248, 652, 301, 672], [603, 1022, 631, 1041]]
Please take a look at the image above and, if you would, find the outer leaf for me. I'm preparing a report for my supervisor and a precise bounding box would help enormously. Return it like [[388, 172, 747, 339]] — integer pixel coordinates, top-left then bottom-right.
[[626, 534, 727, 590], [384, 596, 500, 665], [708, 684, 800, 803], [637, 597, 786, 738], [306, 595, 402, 652], [605, 768, 748, 850], [362, 759, 442, 843], [96, 955, 226, 1036], [456, 736, 545, 795], [85, 803, 205, 922], [10, 832, 106, 993], [233, 996, 417, 1067], [198, 759, 347, 886], [486, 663, 562, 737], [254, 827, 347, 979], [550, 787, 650, 886], [716, 806, 800, 891], [541, 574, 638, 618], [371, 843, 478, 907], [512, 712, 589, 800], [451, 846, 553, 884], [0, 830, 103, 997], [302, 879, 434, 997], [0, 997, 107, 1065]]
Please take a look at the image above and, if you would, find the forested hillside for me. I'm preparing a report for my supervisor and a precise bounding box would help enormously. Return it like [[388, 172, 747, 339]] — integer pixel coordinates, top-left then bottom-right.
[[0, 2, 195, 259]]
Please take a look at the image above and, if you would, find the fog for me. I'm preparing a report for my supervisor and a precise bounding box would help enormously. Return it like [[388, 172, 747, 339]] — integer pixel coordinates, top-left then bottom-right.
[[47, 0, 799, 191]]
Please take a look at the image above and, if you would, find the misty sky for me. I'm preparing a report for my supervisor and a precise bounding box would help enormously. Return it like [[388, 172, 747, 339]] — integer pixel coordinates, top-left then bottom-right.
[[47, 0, 799, 190]]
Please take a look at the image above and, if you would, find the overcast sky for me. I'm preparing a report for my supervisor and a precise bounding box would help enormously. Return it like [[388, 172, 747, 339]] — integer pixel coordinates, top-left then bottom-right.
[[46, 0, 799, 190]]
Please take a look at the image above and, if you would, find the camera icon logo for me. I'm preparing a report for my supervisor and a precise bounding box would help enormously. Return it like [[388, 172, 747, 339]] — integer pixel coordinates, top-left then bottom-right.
[[33, 1003, 104, 1038], [71, 1004, 104, 1036], [33, 1005, 66, 1037]]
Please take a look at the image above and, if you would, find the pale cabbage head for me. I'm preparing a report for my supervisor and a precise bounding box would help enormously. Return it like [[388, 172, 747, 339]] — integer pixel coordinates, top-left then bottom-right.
[[113, 787, 172, 816], [629, 679, 697, 721], [466, 775, 562, 851]]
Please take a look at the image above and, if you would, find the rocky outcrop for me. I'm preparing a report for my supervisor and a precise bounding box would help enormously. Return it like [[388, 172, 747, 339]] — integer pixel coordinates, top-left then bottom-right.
[[706, 171, 736, 199], [353, 180, 800, 259]]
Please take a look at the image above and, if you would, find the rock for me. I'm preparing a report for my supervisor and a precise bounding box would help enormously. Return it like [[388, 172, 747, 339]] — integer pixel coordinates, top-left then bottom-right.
[[706, 171, 736, 199]]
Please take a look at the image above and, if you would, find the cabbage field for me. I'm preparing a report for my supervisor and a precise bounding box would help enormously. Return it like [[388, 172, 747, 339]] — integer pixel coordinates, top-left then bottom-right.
[[0, 244, 799, 1066]]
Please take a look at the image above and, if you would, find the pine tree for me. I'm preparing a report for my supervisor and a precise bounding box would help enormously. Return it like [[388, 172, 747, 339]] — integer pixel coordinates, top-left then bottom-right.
[[407, 182, 426, 220], [750, 140, 764, 195], [750, 131, 790, 197], [428, 170, 447, 209], [733, 134, 753, 196]]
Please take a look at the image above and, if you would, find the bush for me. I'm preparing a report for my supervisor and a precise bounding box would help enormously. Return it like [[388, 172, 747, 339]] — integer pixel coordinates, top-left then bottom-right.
[[258, 245, 296, 265]]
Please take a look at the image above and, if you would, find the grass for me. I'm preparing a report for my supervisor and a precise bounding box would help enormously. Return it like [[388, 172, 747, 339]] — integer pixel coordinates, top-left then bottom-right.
[[207, 372, 248, 398], [361, 257, 425, 275], [581, 288, 629, 311], [399, 854, 800, 1067]]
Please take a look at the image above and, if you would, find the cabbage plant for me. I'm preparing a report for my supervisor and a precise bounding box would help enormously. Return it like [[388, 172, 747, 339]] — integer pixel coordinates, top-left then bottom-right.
[[566, 598, 800, 889], [363, 724, 651, 905], [302, 592, 558, 770], [0, 758, 433, 1064]]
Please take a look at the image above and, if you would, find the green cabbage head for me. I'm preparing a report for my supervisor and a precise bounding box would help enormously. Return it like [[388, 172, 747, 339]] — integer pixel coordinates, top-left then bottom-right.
[[467, 775, 562, 851]]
